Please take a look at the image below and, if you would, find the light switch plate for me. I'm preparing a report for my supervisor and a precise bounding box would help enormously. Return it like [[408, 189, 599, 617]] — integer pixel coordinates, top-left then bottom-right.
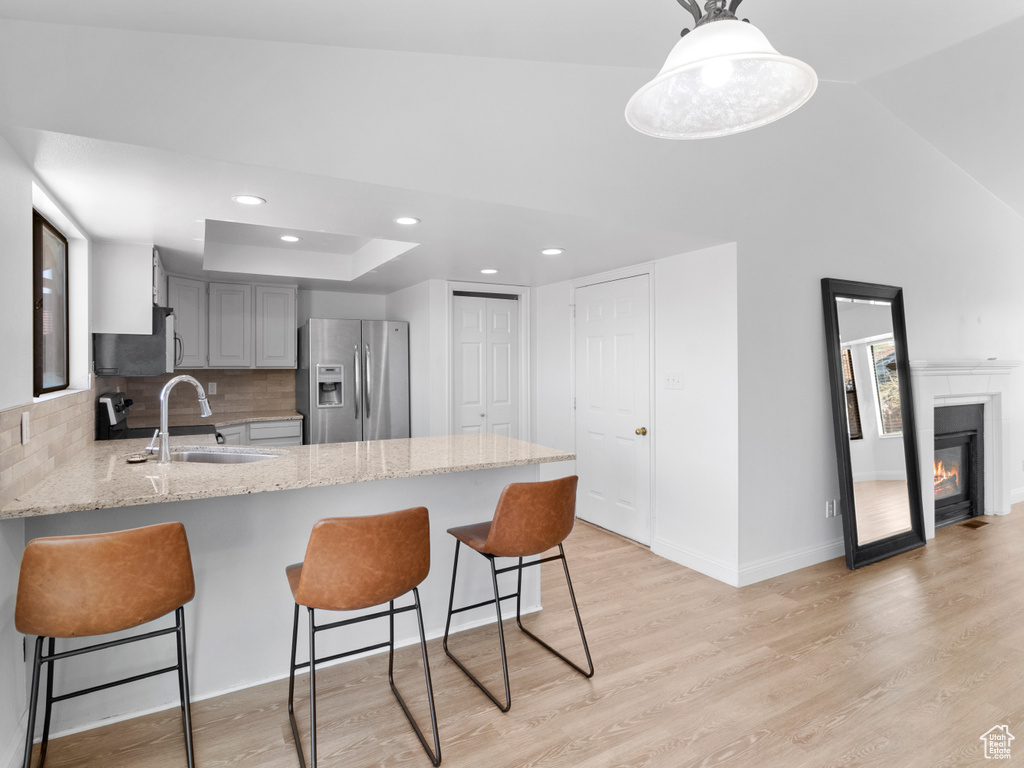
[[21, 412, 30, 445], [664, 373, 684, 390]]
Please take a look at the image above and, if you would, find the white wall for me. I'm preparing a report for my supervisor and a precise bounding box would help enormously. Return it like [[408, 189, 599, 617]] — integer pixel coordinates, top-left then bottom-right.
[[296, 289, 386, 327], [384, 280, 448, 437], [0, 138, 33, 411], [531, 281, 575, 480], [651, 245, 740, 584]]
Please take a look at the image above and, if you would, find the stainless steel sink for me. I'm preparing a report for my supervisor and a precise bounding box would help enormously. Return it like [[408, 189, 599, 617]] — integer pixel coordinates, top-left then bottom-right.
[[170, 449, 281, 464]]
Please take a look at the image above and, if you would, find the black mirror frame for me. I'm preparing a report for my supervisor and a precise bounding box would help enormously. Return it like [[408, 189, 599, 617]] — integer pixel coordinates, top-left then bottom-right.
[[821, 278, 926, 570]]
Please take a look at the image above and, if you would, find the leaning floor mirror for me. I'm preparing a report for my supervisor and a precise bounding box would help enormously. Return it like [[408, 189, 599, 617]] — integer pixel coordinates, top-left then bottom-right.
[[821, 279, 926, 569]]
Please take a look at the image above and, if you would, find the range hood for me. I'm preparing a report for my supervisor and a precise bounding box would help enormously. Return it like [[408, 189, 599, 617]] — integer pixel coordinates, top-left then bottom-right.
[[94, 306, 176, 377]]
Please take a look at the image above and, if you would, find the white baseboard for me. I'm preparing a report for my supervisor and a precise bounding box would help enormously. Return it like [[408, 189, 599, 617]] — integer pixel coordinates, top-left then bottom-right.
[[652, 539, 741, 587], [652, 537, 848, 588], [1011, 487, 1024, 506], [736, 539, 846, 586]]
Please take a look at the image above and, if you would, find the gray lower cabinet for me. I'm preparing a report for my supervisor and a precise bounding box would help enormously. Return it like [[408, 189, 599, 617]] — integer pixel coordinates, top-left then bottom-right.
[[217, 424, 247, 445], [219, 419, 302, 447]]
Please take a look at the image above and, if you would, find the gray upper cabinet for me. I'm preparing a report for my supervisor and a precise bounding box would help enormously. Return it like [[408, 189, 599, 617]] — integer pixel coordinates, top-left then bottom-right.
[[168, 278, 296, 369], [167, 276, 208, 369], [208, 282, 253, 367], [255, 285, 297, 368]]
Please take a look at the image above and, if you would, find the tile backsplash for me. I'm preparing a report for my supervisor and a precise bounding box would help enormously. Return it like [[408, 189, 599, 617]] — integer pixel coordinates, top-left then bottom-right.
[[122, 369, 296, 424], [0, 377, 125, 509]]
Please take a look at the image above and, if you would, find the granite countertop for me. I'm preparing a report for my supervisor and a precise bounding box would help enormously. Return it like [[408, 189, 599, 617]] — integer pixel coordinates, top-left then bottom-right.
[[0, 434, 575, 519], [132, 410, 303, 430]]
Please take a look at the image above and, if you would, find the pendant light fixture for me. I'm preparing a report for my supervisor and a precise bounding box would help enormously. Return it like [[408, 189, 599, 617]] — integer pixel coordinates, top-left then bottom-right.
[[625, 0, 817, 139]]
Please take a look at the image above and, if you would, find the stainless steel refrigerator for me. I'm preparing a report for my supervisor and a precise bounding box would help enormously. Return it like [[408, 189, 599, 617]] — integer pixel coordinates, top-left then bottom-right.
[[297, 319, 410, 444]]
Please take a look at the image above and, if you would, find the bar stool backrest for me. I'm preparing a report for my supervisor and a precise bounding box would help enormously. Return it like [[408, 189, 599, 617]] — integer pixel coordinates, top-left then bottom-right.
[[484, 475, 579, 558], [15, 522, 195, 639], [296, 506, 430, 612]]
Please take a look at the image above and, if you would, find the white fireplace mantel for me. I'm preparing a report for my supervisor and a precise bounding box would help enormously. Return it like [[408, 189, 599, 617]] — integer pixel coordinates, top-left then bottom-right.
[[909, 359, 1021, 539]]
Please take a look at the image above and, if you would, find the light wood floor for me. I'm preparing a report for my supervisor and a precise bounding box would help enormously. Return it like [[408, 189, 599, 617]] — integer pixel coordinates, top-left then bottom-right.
[[31, 506, 1024, 768]]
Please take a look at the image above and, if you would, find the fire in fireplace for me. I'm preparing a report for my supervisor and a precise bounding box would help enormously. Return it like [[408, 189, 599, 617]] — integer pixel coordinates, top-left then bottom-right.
[[933, 404, 983, 528], [933, 449, 963, 501]]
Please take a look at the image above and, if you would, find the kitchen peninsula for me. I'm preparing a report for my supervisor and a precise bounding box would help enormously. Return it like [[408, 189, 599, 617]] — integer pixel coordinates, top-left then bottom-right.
[[4, 434, 574, 739]]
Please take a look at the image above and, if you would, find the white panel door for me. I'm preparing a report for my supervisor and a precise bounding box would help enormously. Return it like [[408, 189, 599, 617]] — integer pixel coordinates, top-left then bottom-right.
[[452, 295, 519, 437], [574, 275, 651, 544]]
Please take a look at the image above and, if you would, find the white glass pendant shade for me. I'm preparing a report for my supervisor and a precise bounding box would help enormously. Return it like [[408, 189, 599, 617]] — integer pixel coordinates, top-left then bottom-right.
[[625, 20, 817, 139]]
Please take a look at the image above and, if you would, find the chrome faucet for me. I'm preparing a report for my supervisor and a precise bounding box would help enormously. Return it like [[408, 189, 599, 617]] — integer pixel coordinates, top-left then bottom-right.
[[158, 375, 213, 463]]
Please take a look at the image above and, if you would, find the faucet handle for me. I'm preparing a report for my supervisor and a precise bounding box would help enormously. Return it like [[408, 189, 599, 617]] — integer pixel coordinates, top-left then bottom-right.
[[145, 429, 161, 454]]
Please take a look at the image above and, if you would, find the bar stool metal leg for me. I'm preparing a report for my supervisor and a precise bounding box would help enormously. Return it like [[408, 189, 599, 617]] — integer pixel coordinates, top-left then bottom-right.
[[515, 545, 594, 679], [442, 542, 513, 712], [388, 589, 441, 766], [174, 607, 197, 768], [444, 541, 594, 713], [22, 637, 43, 768]]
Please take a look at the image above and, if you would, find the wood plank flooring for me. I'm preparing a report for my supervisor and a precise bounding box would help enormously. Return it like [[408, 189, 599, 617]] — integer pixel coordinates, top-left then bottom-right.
[[30, 505, 1024, 768]]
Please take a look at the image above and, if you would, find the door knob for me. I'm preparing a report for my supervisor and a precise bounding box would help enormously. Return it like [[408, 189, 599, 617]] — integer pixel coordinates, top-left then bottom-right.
[[635, 427, 647, 436]]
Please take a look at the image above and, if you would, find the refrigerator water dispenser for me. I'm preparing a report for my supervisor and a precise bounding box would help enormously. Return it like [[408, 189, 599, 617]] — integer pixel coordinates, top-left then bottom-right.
[[316, 365, 344, 407]]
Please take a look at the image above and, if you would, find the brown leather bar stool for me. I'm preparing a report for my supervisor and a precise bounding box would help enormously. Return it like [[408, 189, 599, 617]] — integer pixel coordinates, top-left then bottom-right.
[[15, 522, 197, 768], [286, 506, 441, 767], [442, 475, 593, 712]]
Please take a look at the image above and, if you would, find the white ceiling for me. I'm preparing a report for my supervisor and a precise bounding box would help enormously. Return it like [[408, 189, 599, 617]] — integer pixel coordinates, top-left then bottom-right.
[[0, 1, 1022, 293]]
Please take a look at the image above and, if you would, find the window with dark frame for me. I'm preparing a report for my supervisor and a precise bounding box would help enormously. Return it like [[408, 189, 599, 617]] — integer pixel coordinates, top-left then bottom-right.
[[841, 347, 863, 440], [33, 210, 70, 396], [870, 340, 902, 435]]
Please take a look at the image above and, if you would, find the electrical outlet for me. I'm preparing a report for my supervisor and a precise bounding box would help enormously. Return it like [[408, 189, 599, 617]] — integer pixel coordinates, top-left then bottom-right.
[[824, 500, 832, 518], [21, 412, 29, 445], [208, 382, 217, 395]]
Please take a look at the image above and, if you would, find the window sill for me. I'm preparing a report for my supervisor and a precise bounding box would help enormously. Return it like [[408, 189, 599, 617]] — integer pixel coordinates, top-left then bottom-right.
[[33, 387, 89, 405]]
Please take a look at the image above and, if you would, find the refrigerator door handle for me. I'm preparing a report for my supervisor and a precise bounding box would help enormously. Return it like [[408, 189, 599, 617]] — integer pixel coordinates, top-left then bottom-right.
[[353, 345, 361, 421], [364, 343, 372, 415]]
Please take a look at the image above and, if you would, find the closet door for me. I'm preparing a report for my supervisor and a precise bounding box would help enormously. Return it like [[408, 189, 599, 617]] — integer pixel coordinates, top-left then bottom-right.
[[452, 294, 519, 438]]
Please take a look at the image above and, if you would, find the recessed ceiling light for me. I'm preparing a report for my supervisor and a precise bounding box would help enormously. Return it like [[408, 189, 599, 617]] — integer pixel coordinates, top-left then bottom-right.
[[231, 194, 266, 205], [480, 269, 499, 275], [394, 216, 420, 226], [541, 248, 565, 256], [280, 235, 301, 243]]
